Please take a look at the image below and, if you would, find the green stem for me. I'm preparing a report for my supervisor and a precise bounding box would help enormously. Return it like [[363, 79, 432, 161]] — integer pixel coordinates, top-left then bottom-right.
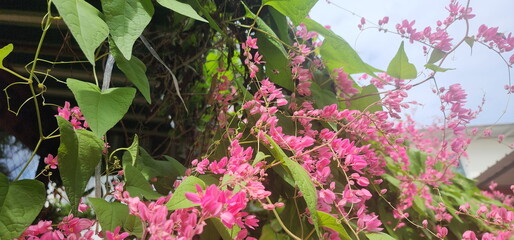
[[266, 197, 302, 240], [27, 1, 53, 138]]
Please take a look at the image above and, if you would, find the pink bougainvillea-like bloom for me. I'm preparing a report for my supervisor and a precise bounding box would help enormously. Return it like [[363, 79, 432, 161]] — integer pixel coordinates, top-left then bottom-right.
[[43, 154, 58, 169]]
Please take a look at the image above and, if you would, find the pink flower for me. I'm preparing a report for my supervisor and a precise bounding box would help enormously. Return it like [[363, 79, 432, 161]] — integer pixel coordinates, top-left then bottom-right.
[[44, 154, 58, 169], [78, 202, 89, 213], [245, 36, 258, 49], [106, 226, 129, 240], [435, 225, 448, 238], [357, 214, 383, 232]]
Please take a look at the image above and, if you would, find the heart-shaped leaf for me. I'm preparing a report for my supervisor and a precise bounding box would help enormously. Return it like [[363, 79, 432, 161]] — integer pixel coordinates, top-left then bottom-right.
[[52, 0, 109, 65], [57, 117, 103, 213], [156, 0, 207, 22], [123, 147, 186, 181], [89, 198, 143, 236], [123, 163, 163, 200], [101, 0, 154, 59], [387, 41, 417, 79], [166, 176, 205, 210], [0, 173, 46, 240], [67, 78, 136, 137], [110, 43, 151, 103], [0, 43, 13, 69]]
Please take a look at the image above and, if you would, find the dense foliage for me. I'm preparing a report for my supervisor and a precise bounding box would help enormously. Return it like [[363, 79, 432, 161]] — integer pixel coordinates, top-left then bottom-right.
[[0, 0, 513, 239]]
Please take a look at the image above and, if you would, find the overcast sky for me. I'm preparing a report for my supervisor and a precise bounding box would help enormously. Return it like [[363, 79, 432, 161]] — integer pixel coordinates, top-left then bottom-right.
[[310, 0, 514, 126]]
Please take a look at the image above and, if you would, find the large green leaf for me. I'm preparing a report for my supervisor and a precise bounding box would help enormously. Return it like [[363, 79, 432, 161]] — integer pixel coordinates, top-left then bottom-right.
[[0, 174, 46, 240], [256, 32, 294, 90], [57, 117, 103, 213], [365, 232, 396, 240], [264, 0, 318, 25], [101, 0, 154, 60], [67, 78, 136, 137], [123, 163, 163, 199], [243, 3, 293, 90], [209, 218, 241, 240], [89, 198, 143, 236], [311, 82, 337, 108], [123, 147, 186, 181], [0, 43, 13, 69], [111, 42, 152, 103], [52, 0, 109, 65], [156, 0, 207, 22], [166, 176, 205, 210], [348, 85, 383, 112], [427, 48, 446, 64], [387, 42, 417, 79], [303, 19, 381, 76], [317, 211, 351, 239], [264, 134, 321, 237]]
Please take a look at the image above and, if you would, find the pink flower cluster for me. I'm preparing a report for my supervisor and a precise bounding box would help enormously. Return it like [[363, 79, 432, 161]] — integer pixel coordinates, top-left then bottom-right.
[[185, 184, 259, 230], [476, 24, 514, 65], [242, 36, 264, 79], [18, 214, 96, 240], [57, 101, 89, 129], [113, 182, 208, 240], [191, 139, 271, 201]]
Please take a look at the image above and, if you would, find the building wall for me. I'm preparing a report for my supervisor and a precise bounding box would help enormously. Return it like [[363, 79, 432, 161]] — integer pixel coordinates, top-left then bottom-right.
[[463, 136, 514, 179]]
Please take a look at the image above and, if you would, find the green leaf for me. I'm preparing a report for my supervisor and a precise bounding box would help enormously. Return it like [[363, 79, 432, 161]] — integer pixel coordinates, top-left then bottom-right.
[[0, 43, 13, 69], [242, 2, 293, 90], [303, 18, 381, 76], [348, 85, 383, 112], [67, 78, 136, 137], [52, 0, 109, 65], [256, 32, 294, 90], [57, 117, 103, 213], [268, 7, 290, 44], [0, 174, 46, 240], [101, 0, 154, 60], [427, 48, 446, 64], [317, 211, 351, 239], [123, 147, 186, 181], [156, 0, 208, 22], [311, 82, 337, 108], [263, 134, 321, 237], [208, 218, 241, 240], [243, 3, 287, 57], [424, 63, 455, 72], [89, 198, 143, 236], [407, 150, 426, 176], [464, 36, 474, 48], [166, 176, 205, 210], [111, 43, 152, 103], [365, 232, 396, 240], [253, 151, 270, 166], [387, 41, 417, 79], [264, 0, 318, 25], [127, 135, 139, 166], [123, 163, 163, 199]]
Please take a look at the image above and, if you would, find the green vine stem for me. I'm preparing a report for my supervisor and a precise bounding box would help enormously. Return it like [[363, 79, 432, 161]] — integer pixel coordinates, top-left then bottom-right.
[[265, 197, 302, 240]]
